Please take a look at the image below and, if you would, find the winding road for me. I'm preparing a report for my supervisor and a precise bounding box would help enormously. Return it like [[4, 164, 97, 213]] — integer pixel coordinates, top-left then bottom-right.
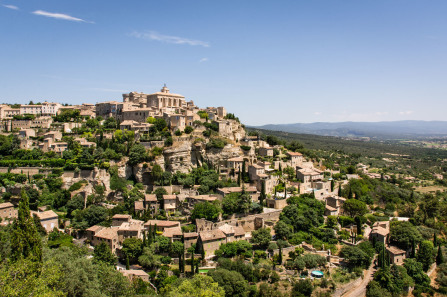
[[341, 259, 377, 297]]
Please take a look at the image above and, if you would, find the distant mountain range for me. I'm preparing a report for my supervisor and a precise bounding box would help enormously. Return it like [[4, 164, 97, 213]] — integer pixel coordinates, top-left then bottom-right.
[[249, 121, 447, 139]]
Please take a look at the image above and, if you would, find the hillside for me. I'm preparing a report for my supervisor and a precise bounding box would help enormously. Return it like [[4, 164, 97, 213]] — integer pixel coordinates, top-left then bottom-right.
[[250, 120, 447, 140]]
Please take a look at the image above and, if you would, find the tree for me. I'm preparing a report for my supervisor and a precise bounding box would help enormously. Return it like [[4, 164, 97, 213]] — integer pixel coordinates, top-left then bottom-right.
[[191, 201, 221, 221], [416, 240, 434, 271], [343, 199, 368, 218], [437, 245, 444, 265], [154, 118, 167, 131], [366, 281, 392, 297], [184, 126, 194, 134], [259, 180, 266, 206], [152, 164, 164, 183], [171, 241, 184, 272], [188, 245, 196, 275], [340, 245, 372, 269], [273, 221, 292, 241], [373, 265, 414, 295], [11, 189, 42, 262], [121, 238, 143, 264], [208, 268, 249, 297], [138, 245, 162, 270], [251, 227, 271, 249], [103, 117, 118, 129], [165, 275, 225, 297], [291, 279, 313, 297], [0, 257, 65, 297], [403, 258, 430, 288], [389, 221, 422, 250], [83, 205, 108, 227], [436, 263, 447, 289], [128, 144, 147, 166], [93, 242, 116, 266]]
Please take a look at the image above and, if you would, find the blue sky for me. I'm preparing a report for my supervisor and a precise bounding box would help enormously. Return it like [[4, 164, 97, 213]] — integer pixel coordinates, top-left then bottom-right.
[[1, 0, 447, 125]]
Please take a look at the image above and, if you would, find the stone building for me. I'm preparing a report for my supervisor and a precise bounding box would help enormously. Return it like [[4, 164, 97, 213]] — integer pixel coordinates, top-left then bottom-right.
[[0, 202, 16, 219], [31, 210, 59, 233], [386, 245, 406, 265]]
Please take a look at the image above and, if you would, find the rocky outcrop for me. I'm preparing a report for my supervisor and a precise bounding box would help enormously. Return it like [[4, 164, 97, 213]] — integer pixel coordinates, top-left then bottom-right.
[[163, 141, 196, 173], [204, 144, 243, 166]]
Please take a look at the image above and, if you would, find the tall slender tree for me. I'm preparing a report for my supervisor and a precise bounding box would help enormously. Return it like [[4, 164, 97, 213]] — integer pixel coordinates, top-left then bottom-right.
[[11, 189, 42, 262], [259, 181, 266, 206], [436, 245, 444, 265]]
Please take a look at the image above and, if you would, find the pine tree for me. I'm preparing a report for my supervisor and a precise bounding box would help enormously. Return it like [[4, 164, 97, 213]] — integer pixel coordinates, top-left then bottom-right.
[[11, 189, 42, 262], [436, 245, 444, 265]]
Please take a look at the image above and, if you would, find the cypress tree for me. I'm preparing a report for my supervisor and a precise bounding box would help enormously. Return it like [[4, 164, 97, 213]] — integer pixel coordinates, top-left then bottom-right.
[[191, 248, 195, 275], [274, 187, 277, 199], [148, 225, 153, 245], [153, 224, 157, 240], [143, 231, 147, 247], [201, 243, 205, 261], [433, 233, 438, 247], [11, 189, 42, 262], [355, 216, 362, 235], [126, 255, 130, 270], [330, 179, 334, 192], [242, 160, 246, 181], [278, 246, 283, 265], [195, 262, 199, 274], [338, 185, 342, 197], [284, 184, 287, 199], [237, 171, 241, 186], [411, 238, 416, 258], [436, 245, 444, 265], [259, 180, 266, 206], [348, 188, 353, 199]]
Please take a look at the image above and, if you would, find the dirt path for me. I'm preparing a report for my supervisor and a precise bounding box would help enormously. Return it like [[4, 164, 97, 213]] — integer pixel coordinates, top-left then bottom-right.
[[341, 260, 376, 297]]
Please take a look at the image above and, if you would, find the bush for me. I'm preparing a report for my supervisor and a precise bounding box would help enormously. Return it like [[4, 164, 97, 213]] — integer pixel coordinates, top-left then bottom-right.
[[206, 138, 227, 149]]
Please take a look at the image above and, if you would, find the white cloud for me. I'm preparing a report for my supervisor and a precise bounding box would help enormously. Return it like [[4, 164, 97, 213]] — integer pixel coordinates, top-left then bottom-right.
[[130, 31, 210, 47], [399, 110, 414, 115], [3, 4, 19, 10], [375, 111, 389, 116], [199, 58, 209, 63], [32, 10, 93, 23], [314, 112, 321, 115]]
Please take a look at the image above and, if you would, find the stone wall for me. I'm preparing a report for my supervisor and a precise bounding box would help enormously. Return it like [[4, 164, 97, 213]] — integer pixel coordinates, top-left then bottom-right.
[[196, 209, 281, 233], [0, 167, 52, 176]]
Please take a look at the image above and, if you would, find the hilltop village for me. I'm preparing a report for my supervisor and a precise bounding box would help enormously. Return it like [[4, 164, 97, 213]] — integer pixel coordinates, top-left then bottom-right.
[[0, 85, 446, 297]]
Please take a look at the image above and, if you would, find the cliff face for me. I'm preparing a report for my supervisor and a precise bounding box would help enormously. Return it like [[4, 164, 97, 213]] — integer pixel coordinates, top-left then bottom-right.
[[204, 144, 243, 166], [163, 141, 197, 173]]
